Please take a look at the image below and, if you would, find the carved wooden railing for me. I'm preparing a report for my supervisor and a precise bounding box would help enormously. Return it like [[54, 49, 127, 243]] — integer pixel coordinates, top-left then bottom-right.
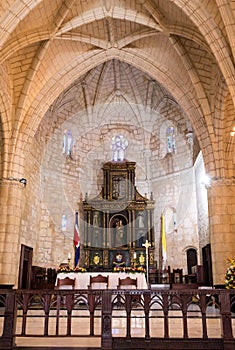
[[0, 288, 234, 349]]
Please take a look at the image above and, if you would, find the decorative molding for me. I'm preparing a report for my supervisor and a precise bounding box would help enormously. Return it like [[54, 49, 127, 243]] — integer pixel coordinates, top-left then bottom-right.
[[0, 178, 26, 188], [210, 177, 235, 186]]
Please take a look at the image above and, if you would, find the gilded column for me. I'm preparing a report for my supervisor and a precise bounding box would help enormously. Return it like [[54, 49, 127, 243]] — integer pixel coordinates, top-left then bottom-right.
[[104, 211, 109, 248], [87, 211, 91, 246]]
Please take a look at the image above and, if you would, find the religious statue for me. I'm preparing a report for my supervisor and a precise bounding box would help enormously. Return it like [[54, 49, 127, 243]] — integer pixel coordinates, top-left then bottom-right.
[[93, 211, 99, 227], [112, 175, 126, 199], [139, 252, 145, 266], [137, 211, 145, 228], [115, 219, 124, 246], [113, 252, 126, 268], [93, 253, 101, 265], [92, 212, 101, 247]]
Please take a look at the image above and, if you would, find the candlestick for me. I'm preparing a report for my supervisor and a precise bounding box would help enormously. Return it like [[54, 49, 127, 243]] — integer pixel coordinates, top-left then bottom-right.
[[68, 252, 71, 268]]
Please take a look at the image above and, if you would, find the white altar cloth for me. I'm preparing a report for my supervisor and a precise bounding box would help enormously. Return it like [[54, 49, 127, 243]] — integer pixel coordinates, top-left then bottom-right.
[[56, 272, 148, 289]]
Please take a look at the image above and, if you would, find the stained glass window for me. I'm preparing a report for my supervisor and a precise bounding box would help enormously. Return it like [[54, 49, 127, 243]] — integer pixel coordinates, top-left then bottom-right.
[[63, 129, 73, 156], [111, 135, 128, 161], [166, 126, 176, 153], [61, 214, 67, 231]]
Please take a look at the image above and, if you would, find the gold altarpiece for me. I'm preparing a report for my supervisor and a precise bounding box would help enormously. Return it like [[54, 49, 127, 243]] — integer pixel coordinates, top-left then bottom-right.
[[80, 161, 155, 271]]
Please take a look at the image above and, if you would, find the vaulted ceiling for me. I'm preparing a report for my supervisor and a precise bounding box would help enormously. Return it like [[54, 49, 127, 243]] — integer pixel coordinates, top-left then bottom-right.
[[0, 0, 235, 177]]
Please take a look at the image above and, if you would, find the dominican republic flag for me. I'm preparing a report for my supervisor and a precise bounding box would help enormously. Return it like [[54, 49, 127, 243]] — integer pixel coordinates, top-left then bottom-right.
[[74, 211, 80, 267]]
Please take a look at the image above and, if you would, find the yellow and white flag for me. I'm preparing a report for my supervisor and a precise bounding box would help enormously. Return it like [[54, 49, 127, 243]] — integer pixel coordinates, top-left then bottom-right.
[[161, 214, 167, 269]]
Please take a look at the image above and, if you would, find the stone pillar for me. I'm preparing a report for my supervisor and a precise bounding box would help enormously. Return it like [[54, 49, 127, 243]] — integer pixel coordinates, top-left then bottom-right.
[[207, 178, 235, 286], [0, 179, 26, 287]]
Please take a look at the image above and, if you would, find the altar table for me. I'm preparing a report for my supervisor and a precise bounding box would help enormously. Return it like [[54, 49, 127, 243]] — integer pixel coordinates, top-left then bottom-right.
[[56, 272, 148, 289]]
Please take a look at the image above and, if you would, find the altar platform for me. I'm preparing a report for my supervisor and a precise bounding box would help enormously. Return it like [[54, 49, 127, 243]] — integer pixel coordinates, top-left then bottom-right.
[[56, 271, 148, 289]]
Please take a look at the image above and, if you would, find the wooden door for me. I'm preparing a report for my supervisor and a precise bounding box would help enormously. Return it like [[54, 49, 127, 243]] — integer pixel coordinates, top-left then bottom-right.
[[18, 244, 33, 289], [186, 248, 197, 274], [202, 244, 213, 286]]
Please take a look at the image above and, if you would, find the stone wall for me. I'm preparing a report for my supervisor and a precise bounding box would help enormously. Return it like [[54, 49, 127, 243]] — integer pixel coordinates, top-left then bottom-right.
[[21, 97, 200, 275]]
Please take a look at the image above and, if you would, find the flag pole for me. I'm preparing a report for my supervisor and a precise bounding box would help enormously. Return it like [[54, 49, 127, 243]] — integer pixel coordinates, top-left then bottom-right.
[[161, 214, 167, 271]]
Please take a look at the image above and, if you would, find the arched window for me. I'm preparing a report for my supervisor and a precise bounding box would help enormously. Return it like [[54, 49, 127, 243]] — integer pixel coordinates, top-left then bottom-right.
[[61, 214, 67, 231], [63, 129, 73, 157], [164, 207, 177, 233], [166, 126, 176, 153]]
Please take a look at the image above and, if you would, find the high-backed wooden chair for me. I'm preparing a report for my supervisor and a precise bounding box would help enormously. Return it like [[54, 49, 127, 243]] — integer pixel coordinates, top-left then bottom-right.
[[172, 268, 183, 283], [117, 276, 137, 289], [158, 266, 171, 284], [88, 274, 109, 289], [116, 276, 139, 307], [87, 275, 108, 338], [149, 267, 157, 284], [55, 277, 76, 290]]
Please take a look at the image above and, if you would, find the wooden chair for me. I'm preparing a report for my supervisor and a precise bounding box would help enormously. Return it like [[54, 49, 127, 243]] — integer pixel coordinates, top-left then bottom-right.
[[117, 276, 137, 289], [159, 266, 171, 284], [172, 268, 183, 283], [55, 277, 76, 290], [47, 268, 57, 284], [149, 267, 157, 284], [87, 275, 108, 337], [88, 274, 109, 289], [54, 277, 76, 312], [116, 277, 139, 307]]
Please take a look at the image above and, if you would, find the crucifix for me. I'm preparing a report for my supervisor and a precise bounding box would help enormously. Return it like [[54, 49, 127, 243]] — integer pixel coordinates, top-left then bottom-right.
[[142, 239, 151, 284]]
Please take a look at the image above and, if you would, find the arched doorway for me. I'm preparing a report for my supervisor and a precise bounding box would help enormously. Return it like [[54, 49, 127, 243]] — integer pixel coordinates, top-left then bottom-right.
[[186, 248, 197, 274]]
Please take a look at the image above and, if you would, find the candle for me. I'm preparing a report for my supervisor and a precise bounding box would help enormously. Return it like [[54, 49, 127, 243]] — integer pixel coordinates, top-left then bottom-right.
[[68, 252, 71, 260], [133, 252, 137, 259]]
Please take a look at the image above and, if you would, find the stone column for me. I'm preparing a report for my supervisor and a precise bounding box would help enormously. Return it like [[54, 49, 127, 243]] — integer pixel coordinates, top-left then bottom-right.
[[0, 178, 26, 287], [207, 178, 235, 286]]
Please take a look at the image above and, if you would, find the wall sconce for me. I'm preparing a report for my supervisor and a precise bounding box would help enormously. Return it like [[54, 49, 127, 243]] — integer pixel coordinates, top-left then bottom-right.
[[226, 126, 235, 155], [185, 130, 193, 144], [19, 178, 27, 186], [0, 177, 27, 187], [185, 129, 194, 150], [230, 126, 235, 137]]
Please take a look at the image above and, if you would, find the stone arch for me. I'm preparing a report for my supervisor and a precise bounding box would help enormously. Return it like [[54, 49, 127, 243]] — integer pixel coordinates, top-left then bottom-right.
[[171, 0, 235, 102]]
